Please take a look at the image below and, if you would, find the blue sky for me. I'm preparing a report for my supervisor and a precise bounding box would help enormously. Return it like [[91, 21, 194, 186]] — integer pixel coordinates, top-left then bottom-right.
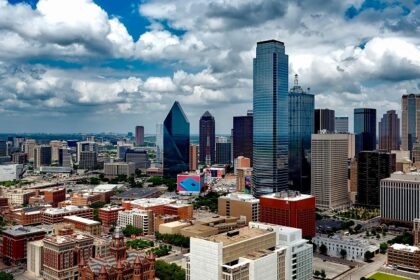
[[0, 0, 419, 134]]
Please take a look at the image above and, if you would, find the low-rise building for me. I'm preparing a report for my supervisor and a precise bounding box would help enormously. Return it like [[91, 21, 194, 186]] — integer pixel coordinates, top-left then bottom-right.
[[42, 205, 94, 224], [0, 163, 23, 181], [163, 203, 193, 220], [104, 162, 135, 179], [129, 197, 176, 214], [63, 215, 101, 235], [388, 244, 420, 272], [1, 188, 36, 206], [99, 205, 125, 227], [11, 207, 44, 225], [71, 192, 103, 206], [154, 214, 180, 232], [117, 209, 154, 235], [218, 193, 259, 224], [43, 187, 66, 207]]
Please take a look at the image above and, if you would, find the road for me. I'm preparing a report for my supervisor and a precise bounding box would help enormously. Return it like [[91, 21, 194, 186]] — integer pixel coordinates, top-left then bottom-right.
[[337, 253, 387, 279]]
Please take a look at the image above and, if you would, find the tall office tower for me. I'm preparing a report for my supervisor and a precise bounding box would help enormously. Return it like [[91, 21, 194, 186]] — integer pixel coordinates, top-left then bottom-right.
[[379, 110, 400, 151], [155, 124, 163, 168], [354, 108, 377, 154], [135, 126, 144, 146], [24, 139, 37, 161], [188, 222, 312, 280], [402, 94, 420, 152], [314, 109, 335, 133], [77, 141, 97, 163], [0, 140, 7, 156], [288, 74, 314, 193], [163, 101, 190, 177], [414, 219, 420, 246], [49, 140, 62, 162], [232, 111, 253, 163], [252, 40, 289, 197], [311, 133, 351, 210], [357, 151, 395, 208], [13, 137, 25, 151], [189, 144, 198, 171], [58, 147, 72, 168], [117, 143, 133, 160], [199, 111, 215, 165], [216, 141, 232, 164], [33, 145, 52, 170], [335, 117, 349, 133], [79, 151, 97, 170], [125, 149, 150, 169]]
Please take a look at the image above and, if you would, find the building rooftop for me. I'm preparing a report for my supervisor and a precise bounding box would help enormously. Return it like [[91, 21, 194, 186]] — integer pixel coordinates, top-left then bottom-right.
[[44, 233, 93, 244], [100, 205, 125, 211], [64, 215, 100, 225], [116, 188, 161, 200], [43, 205, 90, 215], [222, 193, 259, 203], [391, 243, 420, 253], [204, 227, 273, 246], [130, 197, 175, 208], [93, 184, 120, 192], [385, 172, 420, 181], [159, 220, 192, 228], [261, 191, 314, 201], [3, 225, 46, 237]]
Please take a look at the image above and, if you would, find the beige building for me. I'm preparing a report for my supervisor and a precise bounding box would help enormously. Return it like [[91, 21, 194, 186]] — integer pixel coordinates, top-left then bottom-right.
[[218, 193, 259, 224], [49, 140, 63, 162], [24, 139, 37, 161], [27, 240, 44, 278], [63, 215, 101, 235], [1, 188, 35, 206], [234, 156, 251, 174], [104, 162, 135, 179], [311, 133, 351, 210], [236, 167, 252, 192], [189, 144, 198, 171], [388, 244, 420, 272]]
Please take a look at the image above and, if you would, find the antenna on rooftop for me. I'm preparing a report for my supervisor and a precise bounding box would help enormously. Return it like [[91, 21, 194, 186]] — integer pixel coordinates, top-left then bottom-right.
[[294, 74, 299, 87]]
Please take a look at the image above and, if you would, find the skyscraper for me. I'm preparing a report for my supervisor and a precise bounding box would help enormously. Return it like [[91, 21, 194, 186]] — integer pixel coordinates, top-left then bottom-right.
[[34, 145, 52, 170], [311, 133, 351, 210], [163, 101, 190, 177], [288, 74, 314, 193], [189, 144, 198, 171], [216, 137, 231, 165], [135, 126, 144, 146], [357, 151, 395, 208], [252, 39, 289, 197], [401, 94, 420, 152], [0, 140, 7, 157], [314, 109, 335, 133], [232, 111, 253, 163], [155, 124, 163, 168], [199, 111, 215, 165], [379, 110, 400, 151], [354, 108, 377, 154], [335, 117, 349, 133]]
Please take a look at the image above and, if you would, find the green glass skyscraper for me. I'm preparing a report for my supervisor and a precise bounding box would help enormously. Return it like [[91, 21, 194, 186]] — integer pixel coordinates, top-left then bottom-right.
[[252, 40, 289, 197]]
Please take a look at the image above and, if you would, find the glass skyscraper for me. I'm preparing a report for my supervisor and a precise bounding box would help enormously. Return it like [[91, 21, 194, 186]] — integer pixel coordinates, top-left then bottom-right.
[[379, 110, 400, 151], [232, 111, 253, 163], [288, 75, 314, 193], [354, 108, 377, 154], [314, 109, 335, 133], [199, 111, 215, 165], [401, 94, 420, 153], [252, 40, 289, 197], [163, 101, 190, 177]]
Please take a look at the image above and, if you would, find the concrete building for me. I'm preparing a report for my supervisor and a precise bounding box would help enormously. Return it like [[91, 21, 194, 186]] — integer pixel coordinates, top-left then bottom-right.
[[401, 94, 420, 152], [0, 163, 23, 181], [128, 197, 176, 214], [63, 216, 101, 235], [189, 144, 198, 171], [77, 141, 97, 163], [117, 209, 154, 235], [12, 152, 27, 164], [312, 235, 378, 261], [34, 144, 52, 170], [388, 244, 420, 272], [49, 140, 63, 162], [218, 193, 259, 224], [236, 167, 252, 193], [104, 162, 135, 179], [24, 139, 37, 161], [1, 188, 35, 206], [11, 207, 43, 225], [260, 191, 316, 238], [42, 206, 93, 224], [335, 117, 349, 133], [311, 133, 351, 210], [125, 149, 150, 169], [79, 151, 97, 170], [71, 192, 103, 206], [187, 222, 312, 280], [234, 156, 251, 174], [135, 125, 144, 146], [58, 147, 72, 168], [27, 240, 44, 278], [43, 187, 66, 207], [381, 172, 420, 225]]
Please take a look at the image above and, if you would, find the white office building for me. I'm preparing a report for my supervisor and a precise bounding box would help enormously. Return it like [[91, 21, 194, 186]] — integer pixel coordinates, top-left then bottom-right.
[[117, 208, 154, 235], [27, 240, 44, 278], [187, 222, 312, 280], [0, 163, 23, 181]]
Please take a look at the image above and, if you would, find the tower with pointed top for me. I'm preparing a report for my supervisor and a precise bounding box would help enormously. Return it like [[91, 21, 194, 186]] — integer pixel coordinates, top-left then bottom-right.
[[199, 111, 216, 166], [110, 227, 126, 261]]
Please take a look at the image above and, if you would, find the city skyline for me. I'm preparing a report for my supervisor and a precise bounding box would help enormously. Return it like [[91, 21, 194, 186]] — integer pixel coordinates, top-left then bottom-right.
[[0, 0, 418, 134]]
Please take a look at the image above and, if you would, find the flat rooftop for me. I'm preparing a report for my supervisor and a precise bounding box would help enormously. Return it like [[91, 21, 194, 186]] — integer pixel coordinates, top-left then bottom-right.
[[64, 215, 100, 225], [3, 225, 46, 236], [204, 227, 272, 246], [131, 197, 175, 207], [391, 243, 420, 253], [44, 205, 90, 214], [117, 188, 161, 199], [44, 234, 93, 244], [261, 192, 314, 201], [100, 205, 125, 211], [222, 193, 259, 203]]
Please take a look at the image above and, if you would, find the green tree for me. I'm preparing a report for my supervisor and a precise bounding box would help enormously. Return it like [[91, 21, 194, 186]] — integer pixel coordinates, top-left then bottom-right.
[[320, 269, 326, 279], [354, 224, 363, 232], [0, 271, 14, 280], [380, 242, 388, 253], [89, 177, 101, 185], [122, 225, 142, 237], [314, 270, 320, 277], [319, 244, 327, 255], [155, 260, 185, 280], [340, 248, 347, 259], [364, 251, 374, 262]]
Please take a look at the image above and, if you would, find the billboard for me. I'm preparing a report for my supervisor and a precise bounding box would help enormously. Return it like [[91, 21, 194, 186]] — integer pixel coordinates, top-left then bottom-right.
[[177, 174, 202, 194]]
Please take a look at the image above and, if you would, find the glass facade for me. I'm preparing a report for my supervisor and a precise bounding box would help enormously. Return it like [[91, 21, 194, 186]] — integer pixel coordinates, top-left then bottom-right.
[[252, 40, 289, 196], [288, 79, 314, 193], [163, 101, 190, 177], [232, 112, 253, 163], [354, 108, 377, 154], [335, 117, 349, 133], [314, 109, 335, 133], [199, 111, 215, 165]]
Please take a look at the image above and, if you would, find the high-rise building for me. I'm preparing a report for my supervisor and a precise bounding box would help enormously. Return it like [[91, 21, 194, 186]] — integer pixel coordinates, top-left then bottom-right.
[[314, 109, 335, 133], [58, 147, 72, 168], [260, 191, 316, 238], [189, 144, 198, 171], [402, 94, 420, 152], [252, 40, 289, 197], [24, 139, 37, 161], [379, 110, 400, 151], [155, 123, 163, 168], [78, 151, 97, 170], [357, 151, 395, 208], [232, 111, 253, 163], [104, 162, 135, 179], [163, 101, 190, 177], [117, 143, 133, 160], [135, 125, 144, 146], [216, 141, 231, 164], [49, 140, 62, 162], [289, 74, 314, 193], [381, 172, 420, 225], [33, 145, 52, 170], [187, 222, 312, 280], [199, 111, 215, 165], [335, 117, 349, 133], [311, 133, 351, 210], [125, 149, 150, 169], [0, 139, 7, 156], [77, 141, 97, 163], [354, 108, 377, 154]]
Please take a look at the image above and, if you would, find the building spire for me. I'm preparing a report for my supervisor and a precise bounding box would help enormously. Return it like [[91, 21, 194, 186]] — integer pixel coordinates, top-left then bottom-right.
[[294, 74, 299, 87]]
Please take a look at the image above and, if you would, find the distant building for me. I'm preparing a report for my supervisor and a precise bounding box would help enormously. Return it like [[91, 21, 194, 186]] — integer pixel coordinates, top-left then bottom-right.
[[216, 141, 231, 165], [49, 140, 63, 162], [189, 144, 198, 171], [42, 206, 94, 224], [260, 191, 316, 238], [2, 188, 35, 205], [218, 193, 259, 224], [314, 109, 335, 133], [27, 240, 43, 278], [232, 111, 253, 163], [0, 163, 23, 181], [77, 141, 97, 164], [163, 101, 190, 177], [199, 111, 216, 165], [125, 149, 150, 169], [117, 209, 154, 235], [379, 110, 400, 152], [117, 143, 133, 160], [43, 187, 66, 207], [24, 139, 36, 161], [401, 94, 420, 152], [234, 156, 250, 174], [354, 108, 377, 154], [34, 145, 52, 170], [135, 125, 144, 146], [79, 151, 97, 170], [63, 216, 101, 235], [335, 116, 349, 133], [236, 167, 252, 193], [58, 147, 72, 167], [99, 205, 125, 227], [71, 192, 103, 207], [12, 153, 27, 164], [104, 162, 135, 179]]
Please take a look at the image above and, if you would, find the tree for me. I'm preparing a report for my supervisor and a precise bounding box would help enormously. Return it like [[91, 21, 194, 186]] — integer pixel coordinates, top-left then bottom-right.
[[123, 225, 142, 237], [155, 260, 185, 280], [314, 270, 321, 277], [340, 248, 347, 259], [0, 272, 13, 280], [320, 269, 326, 279], [364, 251, 374, 262], [380, 242, 388, 253], [354, 224, 363, 232], [319, 244, 327, 255]]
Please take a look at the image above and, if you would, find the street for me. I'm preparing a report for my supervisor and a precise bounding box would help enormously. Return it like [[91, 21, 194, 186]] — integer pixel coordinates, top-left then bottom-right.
[[337, 253, 387, 279]]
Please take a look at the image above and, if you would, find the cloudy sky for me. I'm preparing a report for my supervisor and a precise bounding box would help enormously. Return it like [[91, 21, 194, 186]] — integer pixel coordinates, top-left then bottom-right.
[[0, 0, 419, 134]]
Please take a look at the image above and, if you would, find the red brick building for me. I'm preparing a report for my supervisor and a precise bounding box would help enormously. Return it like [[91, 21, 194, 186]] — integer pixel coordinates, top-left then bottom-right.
[[10, 207, 44, 225], [2, 225, 46, 264], [99, 206, 125, 227], [260, 191, 316, 238], [163, 204, 193, 220], [43, 187, 66, 207]]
